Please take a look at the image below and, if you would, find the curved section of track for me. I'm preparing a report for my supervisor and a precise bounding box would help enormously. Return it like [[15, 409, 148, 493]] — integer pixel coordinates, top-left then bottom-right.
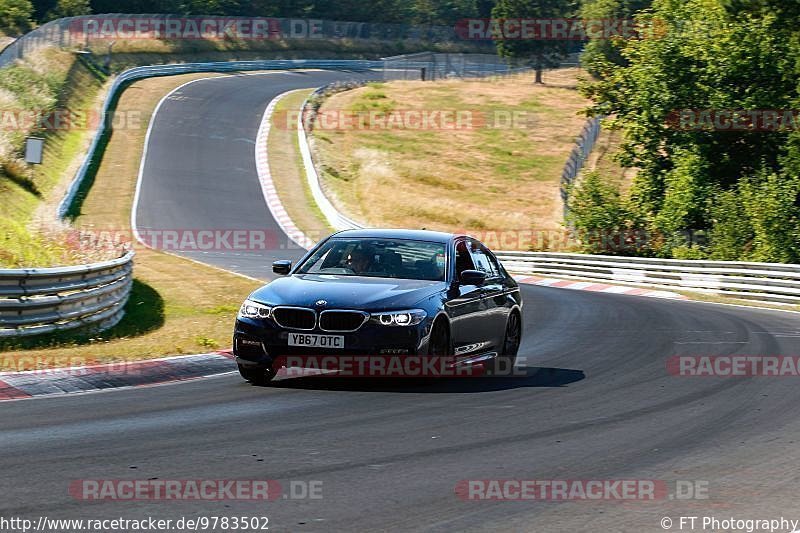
[[2, 70, 799, 532], [134, 69, 376, 279]]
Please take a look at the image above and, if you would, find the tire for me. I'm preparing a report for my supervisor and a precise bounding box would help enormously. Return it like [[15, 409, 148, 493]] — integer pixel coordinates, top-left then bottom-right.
[[238, 363, 277, 385], [427, 319, 451, 356], [487, 312, 521, 376]]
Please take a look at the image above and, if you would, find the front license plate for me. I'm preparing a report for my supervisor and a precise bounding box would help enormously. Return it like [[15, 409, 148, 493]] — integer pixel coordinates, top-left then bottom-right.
[[288, 333, 345, 349]]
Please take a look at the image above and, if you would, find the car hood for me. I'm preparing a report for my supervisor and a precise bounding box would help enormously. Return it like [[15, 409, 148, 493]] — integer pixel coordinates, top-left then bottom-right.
[[249, 274, 445, 311]]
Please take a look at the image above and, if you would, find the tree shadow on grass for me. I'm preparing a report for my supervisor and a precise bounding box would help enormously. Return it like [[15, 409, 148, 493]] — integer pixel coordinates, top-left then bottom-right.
[[109, 279, 165, 338], [0, 279, 164, 352]]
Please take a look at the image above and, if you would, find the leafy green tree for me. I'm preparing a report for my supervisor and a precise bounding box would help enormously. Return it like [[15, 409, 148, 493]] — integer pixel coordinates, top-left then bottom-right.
[[309, 0, 410, 24], [582, 0, 798, 258], [738, 172, 800, 263], [650, 148, 712, 257], [475, 0, 495, 17], [707, 188, 752, 260], [411, 0, 477, 26], [492, 0, 574, 83], [707, 171, 800, 263], [86, 1, 176, 16], [48, 0, 90, 18], [176, 0, 243, 16], [579, 0, 652, 77], [31, 0, 55, 21], [567, 172, 639, 255], [0, 0, 34, 34], [575, 0, 800, 261], [721, 0, 800, 21]]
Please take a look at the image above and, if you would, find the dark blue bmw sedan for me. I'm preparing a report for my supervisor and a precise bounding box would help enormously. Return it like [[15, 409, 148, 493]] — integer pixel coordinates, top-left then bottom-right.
[[233, 229, 523, 384]]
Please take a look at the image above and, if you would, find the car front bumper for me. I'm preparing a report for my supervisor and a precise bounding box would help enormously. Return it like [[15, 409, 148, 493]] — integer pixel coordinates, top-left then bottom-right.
[[233, 317, 434, 370]]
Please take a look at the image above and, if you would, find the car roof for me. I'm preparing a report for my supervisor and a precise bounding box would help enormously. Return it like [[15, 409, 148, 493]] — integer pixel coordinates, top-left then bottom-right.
[[331, 228, 459, 244]]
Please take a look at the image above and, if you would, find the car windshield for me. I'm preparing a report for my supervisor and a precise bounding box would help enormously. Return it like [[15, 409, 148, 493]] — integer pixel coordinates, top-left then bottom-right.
[[296, 238, 447, 281]]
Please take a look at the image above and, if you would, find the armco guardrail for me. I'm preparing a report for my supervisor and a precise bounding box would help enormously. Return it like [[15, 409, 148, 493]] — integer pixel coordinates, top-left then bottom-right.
[[560, 117, 602, 219], [496, 251, 800, 305], [0, 252, 134, 338], [58, 59, 383, 219]]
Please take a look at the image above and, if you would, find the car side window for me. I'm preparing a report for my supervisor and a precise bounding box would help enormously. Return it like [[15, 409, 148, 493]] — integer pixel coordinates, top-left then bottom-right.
[[468, 240, 500, 279], [484, 247, 506, 279], [454, 240, 475, 277]]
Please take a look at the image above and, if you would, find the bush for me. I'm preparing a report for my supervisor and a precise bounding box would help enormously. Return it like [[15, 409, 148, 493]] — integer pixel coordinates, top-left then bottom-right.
[[739, 171, 800, 263], [567, 171, 637, 255], [580, 0, 800, 263], [652, 148, 711, 257], [47, 0, 91, 19], [706, 171, 800, 263], [707, 188, 753, 260], [0, 0, 33, 35]]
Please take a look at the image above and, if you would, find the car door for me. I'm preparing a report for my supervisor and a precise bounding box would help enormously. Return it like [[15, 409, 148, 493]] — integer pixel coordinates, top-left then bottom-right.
[[468, 239, 509, 351], [446, 238, 487, 354]]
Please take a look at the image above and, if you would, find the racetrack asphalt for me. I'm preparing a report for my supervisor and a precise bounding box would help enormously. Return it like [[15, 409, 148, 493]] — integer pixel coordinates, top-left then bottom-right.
[[134, 69, 379, 279], [3, 70, 800, 532]]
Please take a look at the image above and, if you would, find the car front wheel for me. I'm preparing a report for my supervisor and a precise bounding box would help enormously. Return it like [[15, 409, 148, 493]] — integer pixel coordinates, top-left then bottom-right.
[[487, 312, 521, 376], [427, 319, 451, 356]]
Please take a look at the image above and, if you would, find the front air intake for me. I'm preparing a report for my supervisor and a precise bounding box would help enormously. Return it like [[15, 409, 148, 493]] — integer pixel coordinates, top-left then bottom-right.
[[272, 307, 316, 330], [319, 310, 369, 332]]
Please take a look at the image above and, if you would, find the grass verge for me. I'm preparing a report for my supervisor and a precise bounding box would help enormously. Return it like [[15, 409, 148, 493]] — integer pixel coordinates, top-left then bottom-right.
[[310, 71, 589, 246], [268, 88, 333, 241], [0, 73, 261, 369], [0, 48, 115, 267]]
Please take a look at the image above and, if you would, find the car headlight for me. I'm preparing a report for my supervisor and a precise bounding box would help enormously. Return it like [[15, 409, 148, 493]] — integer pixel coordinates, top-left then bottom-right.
[[238, 299, 272, 320], [370, 309, 427, 326]]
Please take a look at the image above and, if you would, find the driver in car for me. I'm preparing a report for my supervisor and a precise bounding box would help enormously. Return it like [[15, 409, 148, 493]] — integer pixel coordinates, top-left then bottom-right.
[[348, 247, 374, 274]]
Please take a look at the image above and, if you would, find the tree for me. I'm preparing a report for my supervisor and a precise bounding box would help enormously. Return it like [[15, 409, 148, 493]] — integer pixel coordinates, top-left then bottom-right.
[[579, 0, 652, 77], [476, 0, 495, 18], [491, 0, 574, 83], [30, 0, 55, 21], [176, 0, 243, 16], [309, 0, 410, 24], [48, 0, 90, 18], [0, 0, 34, 35], [410, 0, 478, 26], [567, 172, 639, 255], [87, 1, 174, 16], [721, 0, 800, 21], [738, 172, 800, 263], [580, 0, 800, 261]]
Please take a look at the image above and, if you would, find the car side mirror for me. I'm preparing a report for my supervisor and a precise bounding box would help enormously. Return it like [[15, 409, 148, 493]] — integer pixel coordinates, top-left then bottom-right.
[[272, 260, 292, 275], [459, 269, 487, 286]]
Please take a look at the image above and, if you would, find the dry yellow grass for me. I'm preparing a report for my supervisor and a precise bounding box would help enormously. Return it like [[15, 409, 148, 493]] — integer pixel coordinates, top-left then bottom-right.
[[311, 70, 589, 248], [0, 73, 262, 369]]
